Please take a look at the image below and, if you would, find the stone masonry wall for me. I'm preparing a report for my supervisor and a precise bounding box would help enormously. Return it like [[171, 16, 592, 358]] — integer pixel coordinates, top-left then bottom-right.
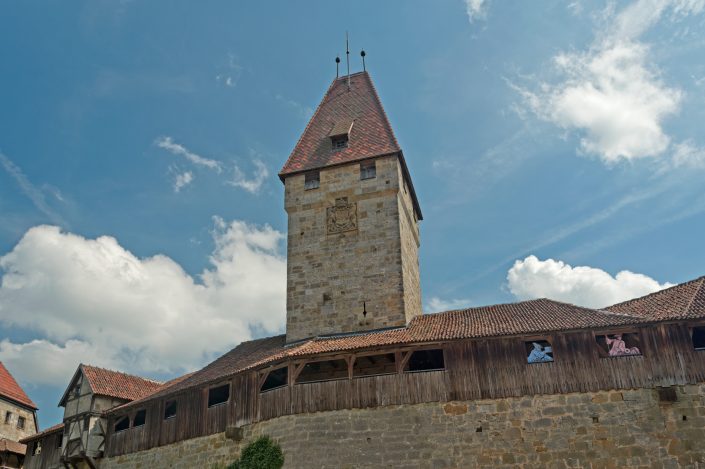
[[100, 383, 705, 469], [285, 155, 420, 342], [0, 397, 36, 442], [396, 162, 421, 323]]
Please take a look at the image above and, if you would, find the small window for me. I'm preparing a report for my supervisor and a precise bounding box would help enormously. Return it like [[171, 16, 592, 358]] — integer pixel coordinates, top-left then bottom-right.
[[353, 353, 396, 377], [296, 359, 348, 384], [164, 400, 177, 420], [56, 434, 62, 449], [405, 349, 445, 372], [114, 416, 129, 433], [133, 409, 146, 427], [4, 411, 11, 424], [33, 441, 41, 456], [693, 327, 705, 350], [526, 340, 554, 364], [72, 384, 80, 398], [304, 171, 320, 190], [17, 416, 25, 430], [208, 384, 230, 408], [260, 367, 288, 392], [596, 332, 642, 357], [360, 161, 376, 180], [331, 135, 348, 150]]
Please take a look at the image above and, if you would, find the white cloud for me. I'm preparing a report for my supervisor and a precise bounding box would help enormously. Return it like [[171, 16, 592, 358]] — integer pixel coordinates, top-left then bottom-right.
[[0, 220, 286, 386], [464, 0, 487, 22], [155, 136, 222, 172], [516, 0, 704, 164], [507, 255, 672, 308], [671, 140, 705, 168], [229, 159, 269, 194], [424, 297, 471, 313], [173, 171, 194, 192]]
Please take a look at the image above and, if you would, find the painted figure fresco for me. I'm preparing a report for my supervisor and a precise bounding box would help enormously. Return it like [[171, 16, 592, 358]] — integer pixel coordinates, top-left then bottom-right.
[[527, 342, 554, 363], [606, 334, 640, 356]]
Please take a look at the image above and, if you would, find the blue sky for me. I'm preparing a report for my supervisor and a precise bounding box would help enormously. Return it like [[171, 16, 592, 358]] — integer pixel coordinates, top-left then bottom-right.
[[1, 0, 704, 427]]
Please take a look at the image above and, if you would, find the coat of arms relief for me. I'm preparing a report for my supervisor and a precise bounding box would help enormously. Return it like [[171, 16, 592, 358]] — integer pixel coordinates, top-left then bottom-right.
[[327, 197, 357, 234]]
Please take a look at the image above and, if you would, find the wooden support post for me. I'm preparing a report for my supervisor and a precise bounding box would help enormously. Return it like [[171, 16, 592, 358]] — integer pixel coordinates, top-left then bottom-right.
[[398, 350, 412, 373], [347, 355, 355, 380], [81, 451, 98, 469]]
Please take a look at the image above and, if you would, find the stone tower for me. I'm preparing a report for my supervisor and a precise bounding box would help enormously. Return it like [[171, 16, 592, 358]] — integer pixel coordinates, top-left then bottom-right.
[[280, 71, 422, 343]]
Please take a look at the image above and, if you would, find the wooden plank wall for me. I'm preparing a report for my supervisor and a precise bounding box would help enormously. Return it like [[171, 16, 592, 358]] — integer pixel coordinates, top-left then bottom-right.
[[23, 431, 62, 469], [104, 323, 705, 458]]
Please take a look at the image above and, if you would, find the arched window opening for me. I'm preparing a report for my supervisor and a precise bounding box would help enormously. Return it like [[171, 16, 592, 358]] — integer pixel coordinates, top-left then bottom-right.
[[296, 359, 348, 384], [404, 349, 445, 372], [352, 353, 396, 377], [260, 367, 288, 393]]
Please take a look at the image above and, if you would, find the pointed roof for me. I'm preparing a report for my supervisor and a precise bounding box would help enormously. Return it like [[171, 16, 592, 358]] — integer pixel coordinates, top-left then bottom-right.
[[0, 362, 36, 410], [280, 71, 422, 219], [607, 276, 705, 321], [59, 364, 164, 406]]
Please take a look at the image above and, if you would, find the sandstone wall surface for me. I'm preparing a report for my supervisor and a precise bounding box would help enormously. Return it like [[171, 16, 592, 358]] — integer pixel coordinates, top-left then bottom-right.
[[100, 384, 705, 469]]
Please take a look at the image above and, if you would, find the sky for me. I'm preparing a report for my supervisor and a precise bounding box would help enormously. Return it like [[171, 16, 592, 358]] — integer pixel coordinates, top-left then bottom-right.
[[1, 0, 704, 427]]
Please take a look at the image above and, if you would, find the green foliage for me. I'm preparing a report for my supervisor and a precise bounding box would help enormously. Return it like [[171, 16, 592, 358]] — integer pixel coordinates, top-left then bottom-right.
[[229, 435, 284, 469]]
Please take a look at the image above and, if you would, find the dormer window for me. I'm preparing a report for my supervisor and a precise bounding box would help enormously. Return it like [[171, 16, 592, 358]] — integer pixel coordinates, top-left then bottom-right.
[[329, 120, 353, 151], [304, 171, 320, 190], [360, 160, 376, 180], [332, 135, 348, 150]]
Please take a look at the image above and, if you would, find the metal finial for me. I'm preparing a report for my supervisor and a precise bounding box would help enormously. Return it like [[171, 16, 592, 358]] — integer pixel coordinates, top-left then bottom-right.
[[360, 50, 366, 71], [346, 32, 351, 90], [335, 56, 340, 78]]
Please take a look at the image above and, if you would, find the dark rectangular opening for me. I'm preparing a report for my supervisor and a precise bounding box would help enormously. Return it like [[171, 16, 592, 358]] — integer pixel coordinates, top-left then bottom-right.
[[693, 327, 705, 350], [596, 332, 642, 357], [296, 359, 348, 384], [164, 400, 177, 420], [360, 160, 376, 180], [657, 387, 678, 402], [405, 349, 445, 372], [260, 367, 288, 392], [525, 340, 554, 364], [114, 416, 130, 433], [352, 353, 396, 377], [304, 171, 320, 190], [133, 409, 146, 427], [208, 384, 230, 408], [16, 416, 25, 430], [331, 135, 348, 150], [4, 411, 10, 424], [56, 434, 62, 448], [83, 417, 90, 431]]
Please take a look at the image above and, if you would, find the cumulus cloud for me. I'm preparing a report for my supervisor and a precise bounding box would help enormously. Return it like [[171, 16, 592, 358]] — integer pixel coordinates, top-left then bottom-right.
[[507, 255, 672, 308], [173, 171, 194, 192], [0, 220, 286, 386], [229, 160, 269, 194], [155, 136, 222, 172], [515, 0, 704, 164], [464, 0, 487, 22], [424, 297, 471, 313]]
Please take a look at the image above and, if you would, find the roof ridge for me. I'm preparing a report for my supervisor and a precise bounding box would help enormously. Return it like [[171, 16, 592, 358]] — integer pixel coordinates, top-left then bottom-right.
[[684, 276, 705, 315]]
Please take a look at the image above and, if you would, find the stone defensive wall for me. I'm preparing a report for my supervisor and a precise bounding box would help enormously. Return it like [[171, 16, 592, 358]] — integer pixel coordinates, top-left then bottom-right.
[[100, 383, 705, 468]]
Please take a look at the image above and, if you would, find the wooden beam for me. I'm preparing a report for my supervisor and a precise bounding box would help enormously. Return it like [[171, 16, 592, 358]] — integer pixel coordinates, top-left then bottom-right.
[[347, 356, 355, 380], [80, 452, 97, 469]]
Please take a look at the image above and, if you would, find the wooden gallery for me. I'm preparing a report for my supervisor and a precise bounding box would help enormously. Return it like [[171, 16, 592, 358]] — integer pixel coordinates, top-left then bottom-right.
[[23, 72, 705, 468]]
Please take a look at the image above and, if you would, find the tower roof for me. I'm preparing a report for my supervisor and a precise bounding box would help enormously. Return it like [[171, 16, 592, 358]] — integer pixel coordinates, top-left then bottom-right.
[[280, 71, 422, 219], [0, 362, 36, 410]]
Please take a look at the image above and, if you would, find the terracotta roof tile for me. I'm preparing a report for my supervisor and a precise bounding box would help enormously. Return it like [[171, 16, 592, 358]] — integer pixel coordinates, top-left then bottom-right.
[[280, 72, 400, 177], [0, 362, 36, 409], [0, 438, 26, 455], [19, 423, 64, 444], [81, 365, 163, 402], [607, 276, 705, 321]]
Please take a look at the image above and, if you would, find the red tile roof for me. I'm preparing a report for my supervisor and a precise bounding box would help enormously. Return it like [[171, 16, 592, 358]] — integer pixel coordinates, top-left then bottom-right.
[[81, 365, 164, 402], [0, 362, 36, 409], [279, 71, 422, 219], [19, 423, 64, 444], [110, 275, 705, 415], [0, 438, 26, 455], [280, 71, 400, 177], [607, 276, 705, 320]]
